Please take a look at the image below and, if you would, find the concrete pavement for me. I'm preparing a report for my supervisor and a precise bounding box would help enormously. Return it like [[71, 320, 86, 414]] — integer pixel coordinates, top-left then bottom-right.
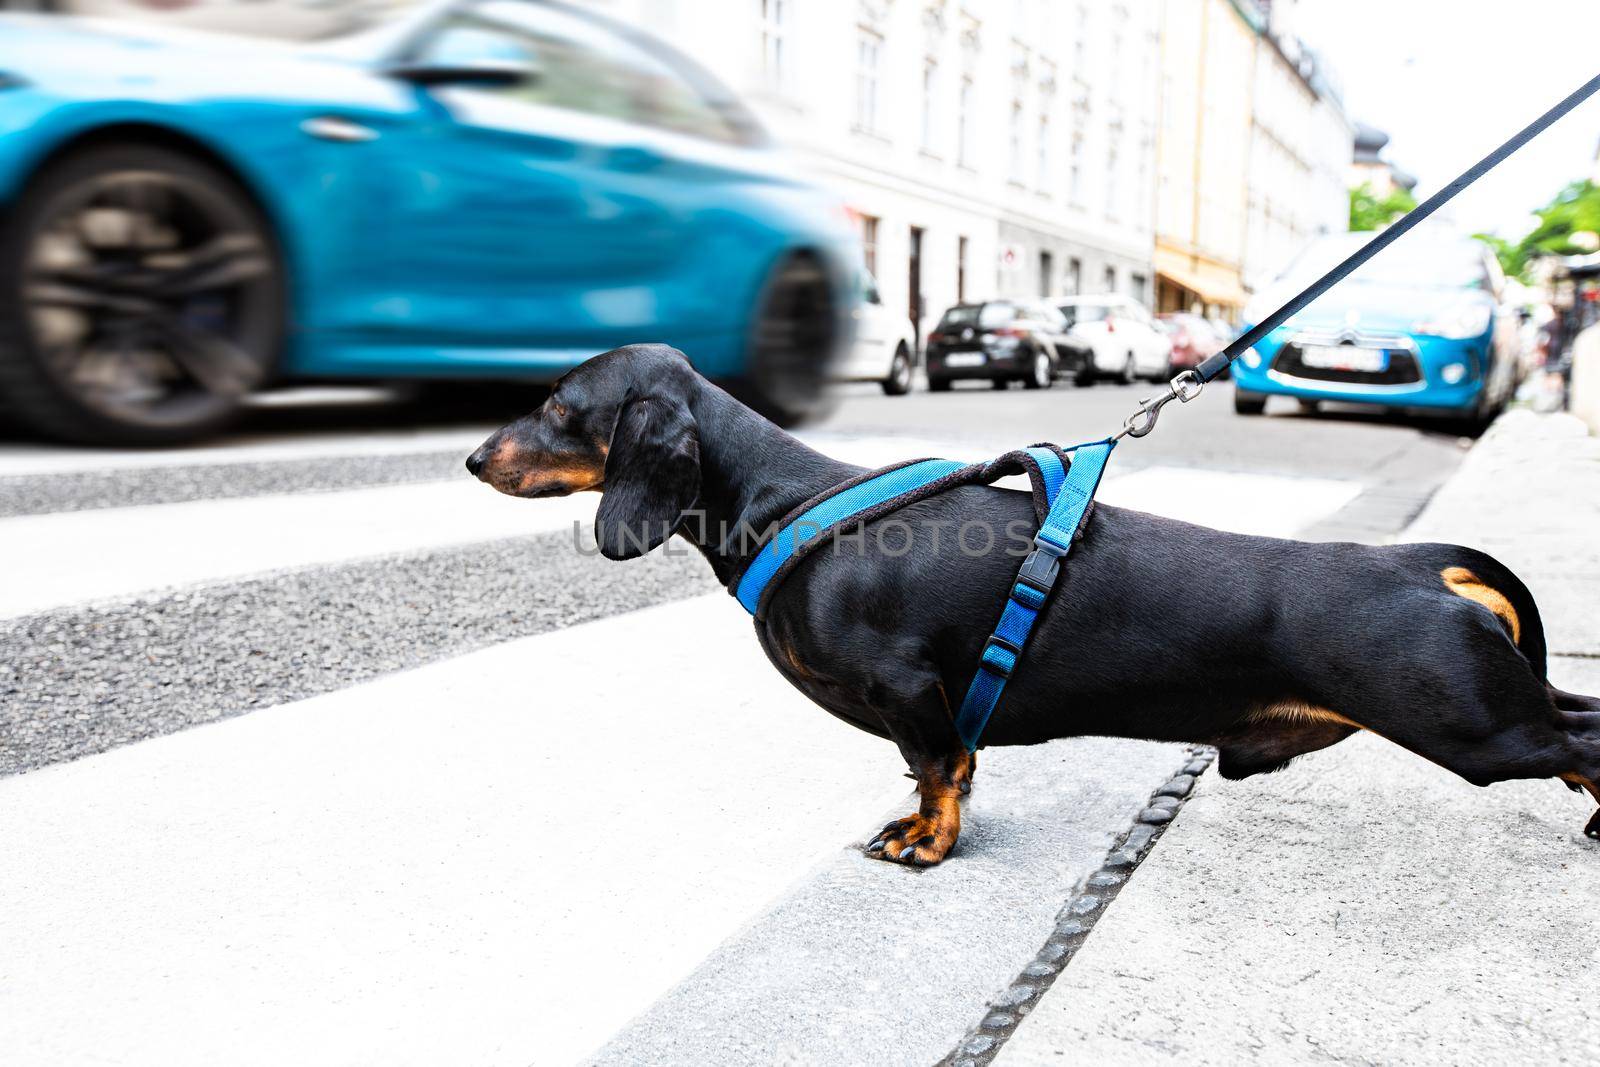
[[996, 410, 1600, 1065]]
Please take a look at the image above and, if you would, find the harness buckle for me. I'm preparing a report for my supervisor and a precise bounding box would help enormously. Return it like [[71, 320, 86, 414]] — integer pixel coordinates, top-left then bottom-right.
[[980, 634, 1023, 678], [1015, 534, 1069, 598]]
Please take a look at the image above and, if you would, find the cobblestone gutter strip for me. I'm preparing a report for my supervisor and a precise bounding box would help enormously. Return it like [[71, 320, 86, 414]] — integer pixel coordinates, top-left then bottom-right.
[[938, 745, 1216, 1067]]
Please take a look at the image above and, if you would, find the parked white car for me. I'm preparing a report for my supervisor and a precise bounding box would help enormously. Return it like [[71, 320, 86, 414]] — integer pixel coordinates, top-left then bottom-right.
[[1057, 294, 1173, 383], [834, 273, 917, 395]]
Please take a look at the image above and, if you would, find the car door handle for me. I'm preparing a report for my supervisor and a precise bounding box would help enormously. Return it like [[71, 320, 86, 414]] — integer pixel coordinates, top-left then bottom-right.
[[300, 116, 379, 143]]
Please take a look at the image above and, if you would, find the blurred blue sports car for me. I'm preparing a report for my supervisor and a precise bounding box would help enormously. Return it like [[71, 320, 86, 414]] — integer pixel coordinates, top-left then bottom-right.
[[0, 4, 856, 443], [1232, 232, 1521, 426]]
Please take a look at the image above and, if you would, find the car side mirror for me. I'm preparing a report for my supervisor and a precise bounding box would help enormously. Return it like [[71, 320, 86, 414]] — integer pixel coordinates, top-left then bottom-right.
[[385, 58, 538, 89]]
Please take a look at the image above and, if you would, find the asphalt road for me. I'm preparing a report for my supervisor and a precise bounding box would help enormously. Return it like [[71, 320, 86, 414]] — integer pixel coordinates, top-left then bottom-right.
[[0, 377, 1475, 1065]]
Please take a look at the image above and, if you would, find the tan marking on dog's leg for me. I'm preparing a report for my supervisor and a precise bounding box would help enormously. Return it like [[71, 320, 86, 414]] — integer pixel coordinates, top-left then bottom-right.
[[867, 753, 967, 866], [1248, 698, 1362, 731], [1441, 566, 1521, 643], [1561, 773, 1600, 804]]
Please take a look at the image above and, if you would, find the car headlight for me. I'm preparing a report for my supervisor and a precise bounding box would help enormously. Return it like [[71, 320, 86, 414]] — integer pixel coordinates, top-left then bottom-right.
[[1413, 301, 1492, 340]]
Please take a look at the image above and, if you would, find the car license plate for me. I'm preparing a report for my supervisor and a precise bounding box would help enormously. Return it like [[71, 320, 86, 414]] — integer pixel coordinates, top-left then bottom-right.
[[945, 352, 986, 368], [1299, 344, 1387, 372]]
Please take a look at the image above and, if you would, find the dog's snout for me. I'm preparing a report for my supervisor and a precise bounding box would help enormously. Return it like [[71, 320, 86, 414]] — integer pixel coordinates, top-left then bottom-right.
[[465, 447, 488, 478]]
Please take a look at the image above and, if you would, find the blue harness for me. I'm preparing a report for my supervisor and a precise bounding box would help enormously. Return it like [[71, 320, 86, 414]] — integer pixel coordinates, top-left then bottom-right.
[[732, 439, 1115, 752]]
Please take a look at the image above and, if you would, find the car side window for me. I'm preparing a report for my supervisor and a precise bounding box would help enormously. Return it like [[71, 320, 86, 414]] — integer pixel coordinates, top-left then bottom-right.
[[418, 4, 744, 143]]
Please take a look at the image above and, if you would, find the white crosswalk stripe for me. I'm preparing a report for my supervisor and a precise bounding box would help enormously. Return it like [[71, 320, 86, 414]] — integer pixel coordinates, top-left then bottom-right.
[[0, 436, 1364, 1066]]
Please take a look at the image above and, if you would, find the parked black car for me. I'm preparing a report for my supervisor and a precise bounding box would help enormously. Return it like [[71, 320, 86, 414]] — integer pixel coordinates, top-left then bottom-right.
[[925, 301, 1091, 390]]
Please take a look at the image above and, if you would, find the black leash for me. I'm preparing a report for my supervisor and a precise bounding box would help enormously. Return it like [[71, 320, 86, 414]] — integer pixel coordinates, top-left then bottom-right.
[[1114, 70, 1600, 442]]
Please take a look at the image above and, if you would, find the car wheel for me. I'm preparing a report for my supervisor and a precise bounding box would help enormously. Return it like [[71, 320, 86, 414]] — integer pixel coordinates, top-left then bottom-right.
[[928, 376, 952, 392], [1075, 361, 1096, 386], [1297, 399, 1320, 415], [881, 342, 913, 396], [992, 376, 1010, 390], [1024, 348, 1055, 390], [736, 252, 838, 427], [1117, 353, 1136, 385], [1234, 388, 1267, 415], [0, 143, 284, 444]]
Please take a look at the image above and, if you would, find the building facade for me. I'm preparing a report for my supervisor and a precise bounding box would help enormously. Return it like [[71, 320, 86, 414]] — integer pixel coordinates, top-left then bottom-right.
[[1155, 0, 1351, 320], [1242, 14, 1355, 296], [580, 0, 1160, 347], [1350, 123, 1418, 199]]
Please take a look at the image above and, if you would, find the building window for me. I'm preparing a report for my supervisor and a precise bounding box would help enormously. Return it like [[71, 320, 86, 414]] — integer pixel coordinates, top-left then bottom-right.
[[855, 30, 883, 133], [1008, 102, 1025, 183], [1131, 271, 1148, 305], [957, 77, 975, 166], [1068, 129, 1086, 206], [920, 59, 939, 153], [1036, 115, 1051, 191], [859, 214, 879, 276], [1067, 257, 1082, 296], [1073, 4, 1088, 76], [957, 235, 969, 302], [759, 0, 787, 89], [1104, 264, 1117, 293], [1039, 250, 1054, 298], [1105, 137, 1120, 218]]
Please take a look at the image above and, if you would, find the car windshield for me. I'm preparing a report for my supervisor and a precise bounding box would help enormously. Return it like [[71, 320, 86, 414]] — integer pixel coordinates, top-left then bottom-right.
[[941, 304, 1016, 329], [1059, 303, 1108, 326], [1276, 234, 1490, 291]]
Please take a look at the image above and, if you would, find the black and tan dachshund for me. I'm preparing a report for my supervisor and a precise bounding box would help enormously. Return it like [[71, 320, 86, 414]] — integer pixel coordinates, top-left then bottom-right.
[[467, 344, 1600, 865]]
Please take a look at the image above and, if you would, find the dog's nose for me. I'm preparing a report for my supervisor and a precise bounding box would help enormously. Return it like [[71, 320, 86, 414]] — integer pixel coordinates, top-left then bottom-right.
[[466, 448, 487, 478]]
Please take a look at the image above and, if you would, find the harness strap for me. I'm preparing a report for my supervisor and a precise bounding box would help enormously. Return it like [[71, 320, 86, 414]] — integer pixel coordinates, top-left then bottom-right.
[[735, 458, 964, 615], [732, 439, 1115, 752], [953, 440, 1115, 752]]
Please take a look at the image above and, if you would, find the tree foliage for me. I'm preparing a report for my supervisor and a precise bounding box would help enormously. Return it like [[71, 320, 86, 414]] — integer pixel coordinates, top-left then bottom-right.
[[1475, 179, 1600, 282], [1349, 182, 1417, 232]]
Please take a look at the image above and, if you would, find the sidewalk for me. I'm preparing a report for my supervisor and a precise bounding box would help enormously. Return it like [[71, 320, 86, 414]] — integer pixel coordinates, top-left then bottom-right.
[[996, 410, 1600, 1065]]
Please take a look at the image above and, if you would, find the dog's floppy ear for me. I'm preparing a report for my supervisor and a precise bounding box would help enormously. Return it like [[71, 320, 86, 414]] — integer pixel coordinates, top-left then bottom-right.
[[595, 390, 700, 560]]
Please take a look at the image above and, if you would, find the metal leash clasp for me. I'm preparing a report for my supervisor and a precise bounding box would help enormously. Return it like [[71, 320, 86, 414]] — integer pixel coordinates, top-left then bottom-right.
[[1114, 371, 1205, 441]]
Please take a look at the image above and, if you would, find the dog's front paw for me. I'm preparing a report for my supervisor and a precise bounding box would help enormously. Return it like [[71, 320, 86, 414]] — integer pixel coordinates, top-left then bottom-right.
[[865, 810, 958, 867]]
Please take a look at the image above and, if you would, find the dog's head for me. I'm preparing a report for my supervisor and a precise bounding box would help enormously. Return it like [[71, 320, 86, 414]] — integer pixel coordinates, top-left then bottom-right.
[[466, 344, 701, 560]]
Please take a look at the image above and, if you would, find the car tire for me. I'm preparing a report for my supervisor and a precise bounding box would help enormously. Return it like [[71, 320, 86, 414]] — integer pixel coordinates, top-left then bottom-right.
[[1297, 399, 1320, 415], [1234, 388, 1267, 415], [1116, 353, 1136, 385], [736, 252, 839, 427], [881, 342, 913, 396], [928, 376, 952, 392], [1075, 361, 1096, 386], [992, 376, 1010, 390], [1023, 348, 1055, 390], [0, 143, 285, 445]]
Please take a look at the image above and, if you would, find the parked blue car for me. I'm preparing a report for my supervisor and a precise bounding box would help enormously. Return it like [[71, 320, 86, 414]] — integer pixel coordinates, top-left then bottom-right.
[[1232, 232, 1520, 425], [0, 4, 856, 443]]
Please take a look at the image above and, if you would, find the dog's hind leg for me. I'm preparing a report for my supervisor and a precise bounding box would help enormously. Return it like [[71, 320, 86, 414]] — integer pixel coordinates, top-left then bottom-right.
[[1551, 687, 1600, 840]]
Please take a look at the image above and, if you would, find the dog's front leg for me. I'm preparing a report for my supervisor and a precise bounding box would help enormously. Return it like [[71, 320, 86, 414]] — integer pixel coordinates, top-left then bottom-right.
[[866, 748, 973, 867]]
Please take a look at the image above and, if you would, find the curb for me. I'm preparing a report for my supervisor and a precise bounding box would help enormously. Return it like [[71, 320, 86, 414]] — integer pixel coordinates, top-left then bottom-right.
[[937, 745, 1216, 1066]]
